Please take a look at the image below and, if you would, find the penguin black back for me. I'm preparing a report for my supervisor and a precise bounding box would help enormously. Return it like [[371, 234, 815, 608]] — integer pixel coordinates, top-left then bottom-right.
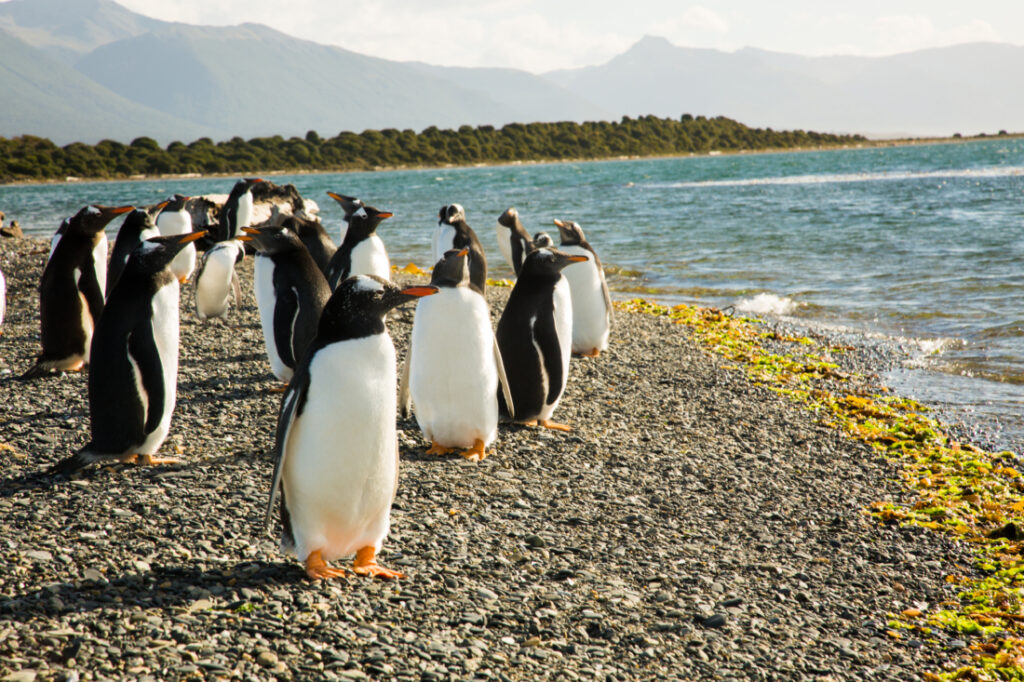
[[281, 215, 336, 276], [219, 178, 263, 241], [497, 207, 534, 276]]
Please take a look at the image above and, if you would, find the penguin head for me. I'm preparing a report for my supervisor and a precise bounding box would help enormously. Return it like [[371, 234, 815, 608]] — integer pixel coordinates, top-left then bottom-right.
[[497, 207, 520, 230], [319, 275, 438, 339], [553, 219, 586, 246], [238, 225, 303, 255], [145, 199, 170, 220], [347, 205, 393, 240], [231, 178, 264, 198], [438, 203, 466, 226], [326, 191, 365, 221], [520, 247, 588, 282], [430, 248, 470, 288], [70, 204, 135, 235], [120, 207, 159, 235], [532, 232, 554, 249], [161, 195, 189, 213], [128, 231, 209, 273], [209, 239, 246, 264]]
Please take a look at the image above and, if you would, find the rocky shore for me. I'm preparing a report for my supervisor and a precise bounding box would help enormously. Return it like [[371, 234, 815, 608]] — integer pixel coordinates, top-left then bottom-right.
[[0, 237, 974, 681]]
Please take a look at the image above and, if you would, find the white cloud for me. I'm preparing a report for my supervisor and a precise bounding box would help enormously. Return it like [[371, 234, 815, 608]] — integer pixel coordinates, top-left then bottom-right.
[[873, 15, 1000, 54]]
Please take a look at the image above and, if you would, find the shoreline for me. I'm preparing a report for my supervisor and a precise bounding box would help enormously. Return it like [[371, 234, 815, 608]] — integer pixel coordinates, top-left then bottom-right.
[[0, 236, 1006, 680]]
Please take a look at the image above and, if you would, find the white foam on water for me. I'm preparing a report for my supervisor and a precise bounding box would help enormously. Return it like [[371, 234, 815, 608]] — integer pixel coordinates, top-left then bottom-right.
[[735, 292, 798, 316], [667, 165, 1024, 189]]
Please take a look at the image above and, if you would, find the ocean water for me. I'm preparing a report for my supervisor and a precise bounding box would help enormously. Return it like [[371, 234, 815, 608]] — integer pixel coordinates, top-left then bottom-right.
[[1, 138, 1021, 450]]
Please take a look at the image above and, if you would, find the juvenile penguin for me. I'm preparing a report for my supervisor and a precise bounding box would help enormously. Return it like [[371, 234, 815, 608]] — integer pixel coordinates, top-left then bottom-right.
[[23, 205, 133, 379], [495, 207, 534, 276], [324, 203, 393, 290], [532, 232, 554, 249], [496, 248, 587, 431], [400, 248, 514, 461], [434, 204, 487, 293], [265, 275, 438, 580], [156, 195, 196, 282], [49, 232, 208, 475], [241, 225, 331, 385], [325, 191, 364, 246], [554, 219, 613, 357], [218, 178, 263, 241], [107, 203, 166, 293], [280, 215, 336, 277], [194, 239, 246, 321]]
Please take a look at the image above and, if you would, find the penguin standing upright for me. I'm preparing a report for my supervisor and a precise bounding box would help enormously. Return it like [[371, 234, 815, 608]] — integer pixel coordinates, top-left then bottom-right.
[[107, 203, 166, 293], [325, 191, 364, 246], [265, 275, 437, 580], [554, 219, 613, 357], [433, 204, 487, 293], [23, 205, 134, 379], [495, 207, 534, 276], [280, 215, 336, 277], [219, 178, 263, 242], [194, 239, 246, 321], [400, 248, 514, 461], [496, 248, 588, 431], [156, 195, 196, 282], [49, 232, 208, 475], [241, 225, 331, 385], [324, 203, 393, 290], [48, 218, 69, 260]]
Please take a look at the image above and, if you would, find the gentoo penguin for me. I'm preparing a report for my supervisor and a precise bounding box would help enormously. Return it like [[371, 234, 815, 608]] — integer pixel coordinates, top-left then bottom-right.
[[325, 191, 364, 246], [324, 203, 393, 290], [434, 204, 487, 293], [48, 218, 69, 260], [495, 207, 534, 276], [280, 215, 336, 277], [241, 225, 331, 385], [218, 178, 263, 242], [400, 248, 514, 461], [496, 248, 587, 431], [532, 232, 554, 249], [554, 219, 613, 357], [22, 205, 133, 379], [194, 239, 246, 321], [49, 231, 208, 475], [156, 195, 196, 282], [265, 275, 438, 580], [107, 203, 166, 293]]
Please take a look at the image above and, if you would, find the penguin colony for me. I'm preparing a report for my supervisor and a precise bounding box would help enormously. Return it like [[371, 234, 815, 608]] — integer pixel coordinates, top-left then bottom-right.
[[20, 182, 613, 582]]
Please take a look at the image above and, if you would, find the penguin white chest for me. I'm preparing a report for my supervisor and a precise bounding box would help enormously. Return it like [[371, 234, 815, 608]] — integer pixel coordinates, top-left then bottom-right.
[[283, 335, 398, 561], [196, 246, 239, 319], [561, 245, 610, 353], [159, 211, 196, 281], [253, 256, 292, 382], [349, 236, 391, 281], [432, 225, 456, 264], [93, 235, 108, 301], [236, 193, 255, 232], [495, 224, 514, 270], [409, 288, 499, 447]]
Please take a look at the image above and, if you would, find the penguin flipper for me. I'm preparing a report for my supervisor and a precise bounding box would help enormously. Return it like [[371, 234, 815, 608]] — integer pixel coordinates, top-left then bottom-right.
[[128, 322, 166, 434], [398, 356, 412, 419], [493, 336, 514, 419], [265, 365, 309, 532], [231, 269, 242, 309], [273, 286, 300, 370]]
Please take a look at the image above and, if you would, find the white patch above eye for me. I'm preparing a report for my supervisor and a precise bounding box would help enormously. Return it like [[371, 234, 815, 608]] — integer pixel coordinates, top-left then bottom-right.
[[352, 207, 368, 220], [138, 240, 161, 254], [85, 206, 101, 216], [352, 276, 385, 293]]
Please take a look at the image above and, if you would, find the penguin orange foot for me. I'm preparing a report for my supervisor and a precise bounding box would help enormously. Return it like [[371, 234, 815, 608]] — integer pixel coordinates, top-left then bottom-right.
[[426, 441, 455, 455], [305, 550, 347, 581], [269, 383, 289, 393], [540, 419, 572, 432], [138, 454, 181, 466], [353, 546, 404, 580], [460, 439, 486, 461]]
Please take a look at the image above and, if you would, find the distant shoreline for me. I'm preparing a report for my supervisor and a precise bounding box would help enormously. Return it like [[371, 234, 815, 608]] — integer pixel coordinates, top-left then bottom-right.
[[4, 133, 1015, 189]]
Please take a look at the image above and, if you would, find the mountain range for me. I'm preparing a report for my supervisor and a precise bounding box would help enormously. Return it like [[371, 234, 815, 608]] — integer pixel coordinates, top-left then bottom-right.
[[1, 0, 1021, 145]]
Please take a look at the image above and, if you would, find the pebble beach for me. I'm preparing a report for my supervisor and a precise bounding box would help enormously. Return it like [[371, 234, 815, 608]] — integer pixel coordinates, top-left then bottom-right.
[[0, 236, 978, 681]]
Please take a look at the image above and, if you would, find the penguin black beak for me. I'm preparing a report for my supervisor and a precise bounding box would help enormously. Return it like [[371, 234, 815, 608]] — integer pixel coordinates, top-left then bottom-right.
[[178, 230, 208, 244], [400, 286, 439, 298]]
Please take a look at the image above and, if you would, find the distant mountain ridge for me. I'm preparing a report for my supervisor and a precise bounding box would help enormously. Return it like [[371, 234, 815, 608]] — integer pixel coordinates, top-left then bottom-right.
[[0, 0, 1020, 144]]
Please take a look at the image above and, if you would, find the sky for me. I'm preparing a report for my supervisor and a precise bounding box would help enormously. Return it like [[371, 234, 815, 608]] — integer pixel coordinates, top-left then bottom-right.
[[114, 0, 1024, 73]]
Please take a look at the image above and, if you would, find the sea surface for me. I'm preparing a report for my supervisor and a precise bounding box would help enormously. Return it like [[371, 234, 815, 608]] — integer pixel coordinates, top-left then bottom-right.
[[1, 139, 1022, 451]]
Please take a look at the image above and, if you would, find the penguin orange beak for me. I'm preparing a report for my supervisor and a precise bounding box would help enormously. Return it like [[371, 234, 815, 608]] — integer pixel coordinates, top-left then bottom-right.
[[567, 255, 588, 263], [153, 200, 170, 211], [552, 219, 565, 228], [457, 248, 469, 257], [377, 212, 394, 220], [401, 286, 439, 298], [178, 230, 208, 244], [326, 191, 343, 201], [108, 205, 135, 216], [236, 235, 254, 242], [241, 227, 261, 235]]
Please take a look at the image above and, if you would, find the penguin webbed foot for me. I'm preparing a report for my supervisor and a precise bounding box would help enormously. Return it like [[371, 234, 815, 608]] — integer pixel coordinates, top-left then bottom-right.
[[305, 550, 347, 581], [352, 547, 404, 580], [269, 383, 289, 394], [137, 454, 181, 467], [426, 441, 455, 456], [460, 439, 487, 462], [539, 419, 572, 432], [574, 348, 601, 358]]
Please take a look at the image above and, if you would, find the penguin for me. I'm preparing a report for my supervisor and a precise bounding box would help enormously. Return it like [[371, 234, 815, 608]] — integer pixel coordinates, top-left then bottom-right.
[[194, 239, 246, 321], [495, 207, 534, 276], [265, 275, 438, 580], [325, 191, 364, 246], [280, 215, 336, 277], [241, 225, 331, 385], [107, 203, 166, 293], [48, 231, 208, 475], [399, 248, 514, 461], [324, 203, 393, 290], [156, 195, 196, 282], [48, 218, 69, 260], [22, 205, 134, 379], [495, 248, 588, 431], [434, 204, 488, 293], [218, 178, 263, 242], [554, 219, 613, 357], [532, 232, 554, 249]]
